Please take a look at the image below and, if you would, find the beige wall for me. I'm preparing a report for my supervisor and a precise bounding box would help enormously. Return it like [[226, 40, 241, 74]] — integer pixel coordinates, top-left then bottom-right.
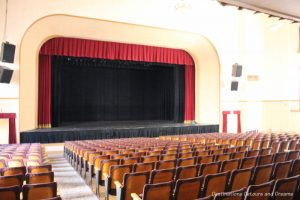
[[0, 0, 300, 143]]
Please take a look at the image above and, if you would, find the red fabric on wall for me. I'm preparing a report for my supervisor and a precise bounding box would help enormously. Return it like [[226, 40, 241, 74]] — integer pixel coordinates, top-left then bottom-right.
[[0, 113, 16, 144], [233, 110, 241, 133], [222, 111, 231, 133], [38, 37, 195, 127]]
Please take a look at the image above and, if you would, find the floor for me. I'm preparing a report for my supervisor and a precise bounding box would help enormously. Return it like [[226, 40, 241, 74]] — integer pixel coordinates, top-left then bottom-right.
[[45, 144, 116, 200]]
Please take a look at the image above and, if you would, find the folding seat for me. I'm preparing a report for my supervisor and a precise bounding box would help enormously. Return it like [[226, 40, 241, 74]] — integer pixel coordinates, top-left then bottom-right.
[[231, 151, 246, 160], [257, 155, 274, 166], [261, 140, 271, 149], [225, 147, 237, 154], [271, 161, 292, 180], [0, 185, 21, 200], [273, 152, 288, 163], [115, 171, 150, 200], [28, 165, 52, 174], [130, 152, 146, 158], [220, 158, 240, 172], [25, 172, 54, 184], [95, 159, 120, 195], [104, 164, 132, 200], [252, 140, 262, 150], [194, 146, 206, 152], [245, 181, 274, 200], [197, 155, 214, 164], [141, 155, 159, 163], [177, 157, 196, 167], [121, 149, 135, 155], [22, 182, 58, 200], [199, 162, 221, 176], [271, 142, 282, 154], [213, 187, 246, 200], [175, 165, 200, 180], [178, 152, 194, 159], [156, 159, 177, 170], [251, 164, 274, 185], [0, 174, 23, 187], [0, 166, 26, 176], [149, 168, 176, 184], [290, 159, 300, 176], [228, 168, 254, 191], [88, 155, 110, 185], [236, 140, 245, 147], [164, 149, 178, 155], [279, 141, 290, 152], [131, 181, 175, 200], [230, 139, 237, 146], [210, 149, 224, 155], [201, 171, 231, 197], [160, 154, 177, 161], [173, 176, 204, 200], [133, 162, 155, 173], [240, 156, 257, 169], [237, 146, 249, 152], [147, 151, 162, 156], [286, 150, 300, 161], [214, 153, 231, 162], [288, 140, 298, 150], [246, 150, 260, 157], [272, 175, 300, 200]]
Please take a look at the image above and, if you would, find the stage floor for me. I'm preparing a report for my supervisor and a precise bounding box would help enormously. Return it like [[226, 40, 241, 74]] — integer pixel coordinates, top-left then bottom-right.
[[20, 121, 219, 143]]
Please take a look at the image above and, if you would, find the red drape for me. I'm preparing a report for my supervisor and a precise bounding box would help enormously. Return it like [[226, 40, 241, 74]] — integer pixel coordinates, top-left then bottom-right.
[[222, 111, 230, 133], [38, 37, 195, 127], [0, 113, 16, 144], [233, 110, 241, 133]]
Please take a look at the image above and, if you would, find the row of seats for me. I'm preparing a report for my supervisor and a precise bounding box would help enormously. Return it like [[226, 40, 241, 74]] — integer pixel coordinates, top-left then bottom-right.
[[64, 132, 300, 199], [0, 144, 61, 200]]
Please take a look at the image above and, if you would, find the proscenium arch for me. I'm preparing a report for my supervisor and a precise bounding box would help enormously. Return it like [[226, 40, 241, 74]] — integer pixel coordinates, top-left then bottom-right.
[[19, 14, 220, 132]]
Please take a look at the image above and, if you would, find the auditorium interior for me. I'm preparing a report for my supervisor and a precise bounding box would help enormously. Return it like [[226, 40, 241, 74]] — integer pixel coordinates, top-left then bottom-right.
[[0, 0, 300, 199]]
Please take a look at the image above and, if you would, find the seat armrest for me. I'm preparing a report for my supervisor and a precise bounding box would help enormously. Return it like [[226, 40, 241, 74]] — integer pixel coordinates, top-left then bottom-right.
[[131, 193, 142, 200], [103, 172, 109, 179], [114, 181, 123, 188]]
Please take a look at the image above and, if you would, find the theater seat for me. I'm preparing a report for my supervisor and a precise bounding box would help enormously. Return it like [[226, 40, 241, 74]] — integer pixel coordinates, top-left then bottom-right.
[[0, 174, 23, 187], [0, 185, 21, 200], [228, 168, 253, 191], [22, 182, 57, 200], [245, 181, 274, 200], [201, 171, 230, 197], [272, 175, 300, 200], [173, 176, 204, 200], [149, 168, 176, 184], [25, 172, 54, 184]]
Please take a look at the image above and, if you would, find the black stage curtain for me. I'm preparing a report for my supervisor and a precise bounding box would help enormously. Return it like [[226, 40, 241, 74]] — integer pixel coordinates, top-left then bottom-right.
[[51, 56, 185, 126]]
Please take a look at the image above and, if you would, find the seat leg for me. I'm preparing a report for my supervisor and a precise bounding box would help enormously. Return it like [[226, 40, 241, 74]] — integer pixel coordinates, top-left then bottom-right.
[[84, 160, 87, 179], [89, 165, 94, 186], [95, 170, 100, 196]]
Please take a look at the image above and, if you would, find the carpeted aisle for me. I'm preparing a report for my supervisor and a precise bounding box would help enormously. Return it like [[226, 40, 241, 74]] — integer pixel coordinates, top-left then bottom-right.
[[46, 145, 99, 200]]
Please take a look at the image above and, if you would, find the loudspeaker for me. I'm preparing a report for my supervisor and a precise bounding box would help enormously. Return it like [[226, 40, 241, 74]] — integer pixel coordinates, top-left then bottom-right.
[[232, 63, 242, 77], [1, 42, 16, 63], [0, 66, 13, 83], [231, 81, 238, 91]]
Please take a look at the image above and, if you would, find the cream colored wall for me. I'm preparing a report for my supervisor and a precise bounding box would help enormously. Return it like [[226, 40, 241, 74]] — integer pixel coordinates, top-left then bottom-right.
[[0, 0, 300, 142]]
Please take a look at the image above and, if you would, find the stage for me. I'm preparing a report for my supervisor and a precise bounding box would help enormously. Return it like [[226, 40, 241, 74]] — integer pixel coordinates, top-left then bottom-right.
[[20, 121, 219, 143]]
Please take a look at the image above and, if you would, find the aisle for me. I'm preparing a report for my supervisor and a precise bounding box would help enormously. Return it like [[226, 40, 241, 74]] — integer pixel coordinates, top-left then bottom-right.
[[46, 145, 98, 200]]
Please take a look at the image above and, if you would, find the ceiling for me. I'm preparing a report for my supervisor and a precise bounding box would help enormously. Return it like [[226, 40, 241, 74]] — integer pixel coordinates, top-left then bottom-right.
[[217, 0, 300, 22]]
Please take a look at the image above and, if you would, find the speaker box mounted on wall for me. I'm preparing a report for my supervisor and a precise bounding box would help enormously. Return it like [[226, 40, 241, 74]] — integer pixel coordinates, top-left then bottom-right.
[[231, 81, 239, 91], [0, 66, 14, 83], [232, 63, 242, 77], [1, 42, 16, 63]]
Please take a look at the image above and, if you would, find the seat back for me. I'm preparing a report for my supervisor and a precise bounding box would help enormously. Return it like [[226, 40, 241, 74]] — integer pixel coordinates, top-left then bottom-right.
[[133, 162, 155, 173], [121, 157, 139, 165], [228, 168, 254, 191], [246, 150, 260, 157], [202, 171, 230, 197], [286, 150, 300, 161], [25, 172, 54, 184], [150, 168, 176, 184], [142, 181, 174, 200], [177, 157, 195, 167], [173, 176, 204, 200], [156, 159, 177, 170], [231, 152, 246, 159], [257, 155, 274, 166], [199, 162, 221, 176], [0, 174, 23, 187], [240, 156, 257, 169], [271, 142, 282, 154], [121, 171, 150, 200], [252, 140, 262, 150], [252, 164, 274, 185], [273, 152, 287, 163], [0, 185, 21, 200], [1, 166, 26, 176], [28, 165, 52, 174], [290, 159, 300, 176], [93, 155, 109, 170], [109, 164, 132, 189], [214, 154, 231, 162], [272, 175, 300, 200], [245, 181, 274, 200], [141, 155, 159, 163], [197, 155, 214, 164], [175, 165, 200, 180], [272, 161, 292, 180], [160, 154, 177, 161], [178, 152, 193, 159], [220, 159, 240, 172], [22, 182, 57, 200]]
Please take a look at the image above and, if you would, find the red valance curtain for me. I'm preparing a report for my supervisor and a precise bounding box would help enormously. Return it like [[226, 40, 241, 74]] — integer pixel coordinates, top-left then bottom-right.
[[38, 37, 195, 127]]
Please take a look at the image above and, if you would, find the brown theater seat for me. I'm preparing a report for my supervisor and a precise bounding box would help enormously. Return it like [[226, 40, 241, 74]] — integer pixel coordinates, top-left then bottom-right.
[[25, 172, 54, 184], [245, 181, 274, 200], [201, 171, 230, 197], [0, 185, 21, 200], [173, 176, 204, 200], [22, 182, 57, 200], [150, 168, 176, 184]]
